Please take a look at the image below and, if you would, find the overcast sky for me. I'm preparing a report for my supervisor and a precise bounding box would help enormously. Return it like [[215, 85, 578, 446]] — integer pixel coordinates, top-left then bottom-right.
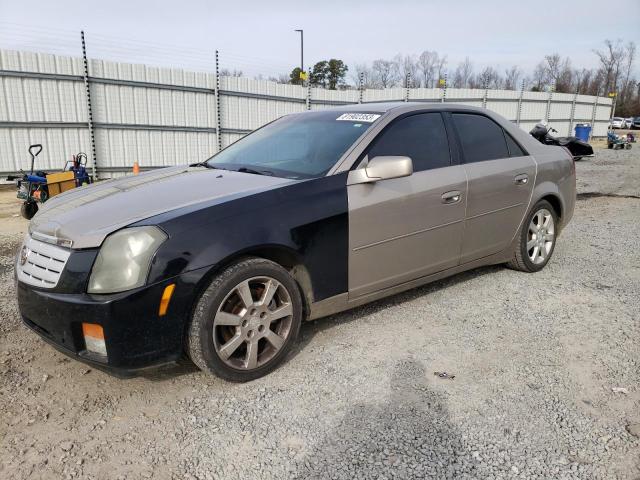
[[1, 0, 639, 80]]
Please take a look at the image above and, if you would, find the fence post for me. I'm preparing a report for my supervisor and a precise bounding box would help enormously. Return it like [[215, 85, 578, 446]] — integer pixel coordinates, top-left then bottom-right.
[[405, 73, 411, 102], [214, 50, 222, 152], [516, 79, 525, 126], [358, 72, 364, 104], [544, 82, 554, 123], [568, 87, 578, 136], [482, 79, 489, 109], [589, 90, 599, 141], [441, 73, 447, 103], [306, 66, 311, 110], [80, 31, 98, 180]]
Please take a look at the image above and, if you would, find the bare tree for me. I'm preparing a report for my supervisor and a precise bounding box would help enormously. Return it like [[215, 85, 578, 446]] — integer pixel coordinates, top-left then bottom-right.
[[473, 66, 502, 89], [351, 63, 376, 88], [531, 62, 547, 91], [543, 54, 573, 92], [573, 68, 592, 94], [371, 59, 399, 88], [452, 57, 474, 88], [594, 39, 626, 94], [620, 41, 636, 99], [503, 66, 522, 90], [417, 50, 446, 88], [588, 69, 606, 96], [416, 50, 435, 87], [394, 54, 418, 87]]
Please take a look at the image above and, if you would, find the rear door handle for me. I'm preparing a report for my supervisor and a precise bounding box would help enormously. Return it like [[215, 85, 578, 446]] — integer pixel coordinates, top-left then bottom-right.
[[441, 190, 461, 204], [515, 174, 529, 185]]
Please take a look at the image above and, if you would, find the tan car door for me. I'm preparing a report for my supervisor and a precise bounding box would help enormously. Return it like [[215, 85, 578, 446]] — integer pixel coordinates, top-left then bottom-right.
[[347, 112, 467, 299], [450, 113, 536, 263]]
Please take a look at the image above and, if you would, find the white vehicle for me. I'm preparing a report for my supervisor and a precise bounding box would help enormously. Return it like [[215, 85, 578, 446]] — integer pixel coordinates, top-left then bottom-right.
[[624, 117, 634, 128], [610, 117, 625, 129]]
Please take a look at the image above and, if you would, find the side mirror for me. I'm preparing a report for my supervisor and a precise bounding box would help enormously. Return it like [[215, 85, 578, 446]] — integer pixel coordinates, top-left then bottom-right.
[[347, 156, 413, 185]]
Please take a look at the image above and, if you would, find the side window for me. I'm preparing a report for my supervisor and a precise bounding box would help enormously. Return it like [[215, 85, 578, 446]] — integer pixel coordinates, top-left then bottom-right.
[[452, 113, 509, 163], [504, 132, 527, 157], [366, 113, 451, 172]]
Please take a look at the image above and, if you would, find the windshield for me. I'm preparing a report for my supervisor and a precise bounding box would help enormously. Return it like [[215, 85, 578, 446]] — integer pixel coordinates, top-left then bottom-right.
[[206, 110, 380, 179]]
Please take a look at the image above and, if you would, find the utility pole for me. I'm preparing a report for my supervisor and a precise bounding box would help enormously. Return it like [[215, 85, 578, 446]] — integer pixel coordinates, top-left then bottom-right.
[[294, 29, 304, 83]]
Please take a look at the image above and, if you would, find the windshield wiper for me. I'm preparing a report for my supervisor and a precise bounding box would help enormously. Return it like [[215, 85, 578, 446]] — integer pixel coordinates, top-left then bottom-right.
[[192, 162, 241, 173], [236, 167, 274, 176], [190, 161, 216, 169]]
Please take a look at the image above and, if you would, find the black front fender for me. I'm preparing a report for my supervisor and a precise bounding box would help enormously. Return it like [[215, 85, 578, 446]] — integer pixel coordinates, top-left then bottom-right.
[[140, 173, 350, 303]]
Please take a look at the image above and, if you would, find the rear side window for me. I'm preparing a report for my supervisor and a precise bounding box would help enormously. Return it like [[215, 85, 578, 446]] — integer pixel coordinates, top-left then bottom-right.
[[452, 113, 509, 163], [505, 132, 527, 157], [366, 112, 450, 172]]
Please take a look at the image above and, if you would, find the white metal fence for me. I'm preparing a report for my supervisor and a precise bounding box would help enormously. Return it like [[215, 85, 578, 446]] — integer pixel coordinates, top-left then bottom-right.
[[0, 49, 613, 178]]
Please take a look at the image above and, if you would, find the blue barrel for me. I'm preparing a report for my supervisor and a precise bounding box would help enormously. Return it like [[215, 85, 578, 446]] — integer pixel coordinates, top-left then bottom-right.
[[575, 123, 591, 142]]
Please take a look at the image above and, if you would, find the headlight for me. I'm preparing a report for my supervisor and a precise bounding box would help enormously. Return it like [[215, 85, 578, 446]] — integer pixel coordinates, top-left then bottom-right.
[[88, 226, 167, 294]]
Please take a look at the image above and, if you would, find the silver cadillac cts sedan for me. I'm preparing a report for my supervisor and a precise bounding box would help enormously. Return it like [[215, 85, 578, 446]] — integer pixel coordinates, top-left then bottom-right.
[[16, 102, 575, 381]]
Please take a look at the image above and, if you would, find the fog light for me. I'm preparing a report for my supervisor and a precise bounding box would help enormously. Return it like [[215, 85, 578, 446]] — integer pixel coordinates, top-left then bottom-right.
[[82, 323, 107, 356]]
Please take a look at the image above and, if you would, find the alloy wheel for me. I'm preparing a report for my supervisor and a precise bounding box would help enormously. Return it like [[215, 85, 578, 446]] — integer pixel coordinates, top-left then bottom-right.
[[212, 276, 293, 370], [527, 208, 555, 265]]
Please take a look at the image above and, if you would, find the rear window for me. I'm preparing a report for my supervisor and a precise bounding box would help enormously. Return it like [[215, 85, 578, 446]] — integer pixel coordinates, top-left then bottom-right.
[[452, 113, 509, 163]]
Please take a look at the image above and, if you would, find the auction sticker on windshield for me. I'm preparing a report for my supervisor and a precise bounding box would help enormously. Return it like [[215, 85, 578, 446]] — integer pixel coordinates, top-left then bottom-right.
[[336, 113, 381, 122]]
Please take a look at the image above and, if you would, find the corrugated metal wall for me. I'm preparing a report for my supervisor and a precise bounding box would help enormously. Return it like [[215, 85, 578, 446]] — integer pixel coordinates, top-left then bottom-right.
[[0, 49, 613, 177]]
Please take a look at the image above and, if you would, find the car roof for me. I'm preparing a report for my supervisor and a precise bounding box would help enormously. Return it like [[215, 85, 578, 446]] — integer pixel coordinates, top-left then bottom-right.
[[322, 101, 489, 114]]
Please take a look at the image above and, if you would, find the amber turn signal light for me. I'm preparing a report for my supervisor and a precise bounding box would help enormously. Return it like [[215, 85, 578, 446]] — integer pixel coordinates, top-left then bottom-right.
[[82, 323, 106, 356], [159, 283, 176, 316]]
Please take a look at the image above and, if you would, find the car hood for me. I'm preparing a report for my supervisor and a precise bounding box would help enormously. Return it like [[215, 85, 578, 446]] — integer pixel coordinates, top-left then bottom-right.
[[30, 165, 294, 249]]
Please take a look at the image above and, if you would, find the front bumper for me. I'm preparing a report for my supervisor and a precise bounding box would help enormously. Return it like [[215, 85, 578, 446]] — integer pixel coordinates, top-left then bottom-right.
[[17, 267, 209, 376]]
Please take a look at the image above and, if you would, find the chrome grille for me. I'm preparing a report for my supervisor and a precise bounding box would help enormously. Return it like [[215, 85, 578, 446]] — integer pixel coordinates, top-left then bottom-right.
[[16, 235, 71, 288]]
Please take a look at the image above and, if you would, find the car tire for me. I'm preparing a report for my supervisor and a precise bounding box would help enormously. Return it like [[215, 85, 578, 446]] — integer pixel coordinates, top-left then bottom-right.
[[507, 200, 558, 273], [21, 201, 38, 219], [187, 257, 303, 382]]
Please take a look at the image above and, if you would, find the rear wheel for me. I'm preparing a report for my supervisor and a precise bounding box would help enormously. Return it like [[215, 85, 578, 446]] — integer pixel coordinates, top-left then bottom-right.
[[188, 258, 302, 382], [507, 200, 558, 272]]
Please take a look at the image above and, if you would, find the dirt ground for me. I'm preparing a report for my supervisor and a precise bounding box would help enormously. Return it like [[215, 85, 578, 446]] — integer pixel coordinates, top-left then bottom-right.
[[0, 146, 639, 479], [0, 185, 29, 235]]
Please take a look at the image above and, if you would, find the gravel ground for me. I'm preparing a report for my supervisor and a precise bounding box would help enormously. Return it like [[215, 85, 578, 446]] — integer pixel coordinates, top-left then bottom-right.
[[1, 147, 639, 479]]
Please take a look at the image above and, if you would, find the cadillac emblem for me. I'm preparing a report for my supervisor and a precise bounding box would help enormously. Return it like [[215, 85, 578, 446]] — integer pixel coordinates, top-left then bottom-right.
[[19, 245, 28, 266]]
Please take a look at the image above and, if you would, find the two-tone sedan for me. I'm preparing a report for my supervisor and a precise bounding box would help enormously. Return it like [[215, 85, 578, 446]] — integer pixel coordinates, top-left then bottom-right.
[[16, 103, 575, 381]]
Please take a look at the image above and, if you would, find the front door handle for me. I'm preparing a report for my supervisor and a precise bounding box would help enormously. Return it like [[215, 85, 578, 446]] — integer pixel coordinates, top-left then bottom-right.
[[441, 190, 461, 204], [515, 174, 529, 185]]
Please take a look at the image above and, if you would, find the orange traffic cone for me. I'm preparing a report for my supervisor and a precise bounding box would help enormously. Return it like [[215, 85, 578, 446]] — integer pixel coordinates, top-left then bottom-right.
[[132, 161, 140, 175]]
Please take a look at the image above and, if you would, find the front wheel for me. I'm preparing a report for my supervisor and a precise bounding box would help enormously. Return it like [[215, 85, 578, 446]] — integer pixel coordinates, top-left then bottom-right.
[[187, 258, 303, 382], [507, 200, 558, 272]]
